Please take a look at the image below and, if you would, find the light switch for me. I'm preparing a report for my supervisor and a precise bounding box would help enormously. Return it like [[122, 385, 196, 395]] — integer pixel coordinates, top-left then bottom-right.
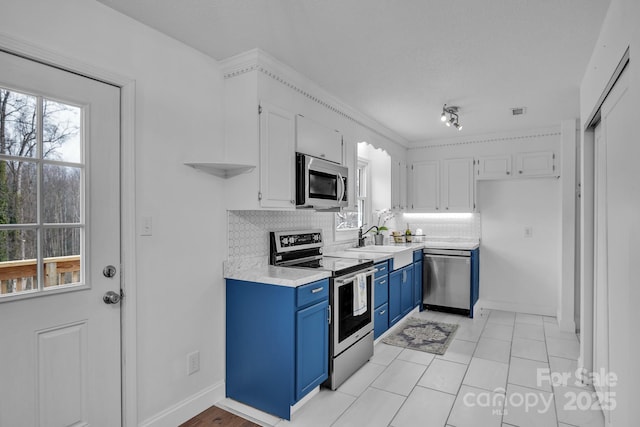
[[141, 216, 152, 236]]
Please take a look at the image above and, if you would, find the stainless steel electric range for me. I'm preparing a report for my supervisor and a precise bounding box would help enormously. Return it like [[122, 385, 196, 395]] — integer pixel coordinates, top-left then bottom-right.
[[270, 229, 376, 390]]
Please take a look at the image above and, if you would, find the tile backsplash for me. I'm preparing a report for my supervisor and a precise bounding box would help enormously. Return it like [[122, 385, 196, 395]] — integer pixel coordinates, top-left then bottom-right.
[[227, 210, 481, 264], [227, 210, 338, 260], [388, 214, 481, 240]]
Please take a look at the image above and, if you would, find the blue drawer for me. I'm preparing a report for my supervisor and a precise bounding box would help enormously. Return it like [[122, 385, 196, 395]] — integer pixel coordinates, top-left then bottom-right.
[[374, 275, 389, 307], [374, 261, 389, 279], [296, 279, 329, 308], [413, 249, 423, 262], [374, 303, 389, 339]]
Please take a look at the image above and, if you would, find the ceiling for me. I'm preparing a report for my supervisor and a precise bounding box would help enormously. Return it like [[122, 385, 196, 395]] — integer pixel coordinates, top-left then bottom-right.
[[97, 0, 610, 143]]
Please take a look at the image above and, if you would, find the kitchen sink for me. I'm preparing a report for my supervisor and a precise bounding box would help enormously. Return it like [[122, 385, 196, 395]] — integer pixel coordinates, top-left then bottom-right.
[[346, 245, 414, 269]]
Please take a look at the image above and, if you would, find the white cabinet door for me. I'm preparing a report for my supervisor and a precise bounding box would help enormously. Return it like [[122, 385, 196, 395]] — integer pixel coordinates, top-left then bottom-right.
[[391, 159, 407, 210], [391, 160, 400, 210], [476, 155, 512, 179], [259, 103, 296, 209], [391, 159, 407, 211], [399, 161, 407, 210], [515, 151, 556, 177], [443, 158, 474, 212], [296, 114, 343, 164], [410, 161, 439, 211]]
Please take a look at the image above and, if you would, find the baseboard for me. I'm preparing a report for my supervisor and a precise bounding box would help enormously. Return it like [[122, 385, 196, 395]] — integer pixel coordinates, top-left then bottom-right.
[[556, 308, 577, 332], [474, 298, 556, 317], [139, 380, 225, 427]]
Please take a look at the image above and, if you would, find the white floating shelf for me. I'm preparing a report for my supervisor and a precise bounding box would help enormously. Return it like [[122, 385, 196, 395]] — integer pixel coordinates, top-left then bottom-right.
[[184, 162, 256, 178]]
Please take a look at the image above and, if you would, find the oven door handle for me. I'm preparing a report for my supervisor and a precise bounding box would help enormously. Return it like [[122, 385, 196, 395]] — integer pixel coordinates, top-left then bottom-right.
[[334, 267, 377, 285]]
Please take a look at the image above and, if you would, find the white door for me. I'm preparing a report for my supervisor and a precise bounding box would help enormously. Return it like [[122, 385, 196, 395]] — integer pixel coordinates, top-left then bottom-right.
[[593, 120, 609, 423], [593, 66, 631, 426], [0, 51, 121, 426]]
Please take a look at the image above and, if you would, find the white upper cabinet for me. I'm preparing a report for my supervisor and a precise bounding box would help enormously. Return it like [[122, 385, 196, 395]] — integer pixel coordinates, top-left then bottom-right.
[[259, 103, 296, 209], [409, 158, 474, 212], [391, 159, 408, 211], [219, 50, 355, 210], [409, 161, 440, 211], [515, 151, 556, 177], [442, 158, 474, 212], [476, 155, 512, 180], [476, 151, 557, 180], [296, 115, 343, 164]]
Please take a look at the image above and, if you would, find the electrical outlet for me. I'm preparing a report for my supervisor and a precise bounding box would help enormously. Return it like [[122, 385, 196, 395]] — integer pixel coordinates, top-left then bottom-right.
[[524, 226, 533, 238], [187, 351, 200, 376]]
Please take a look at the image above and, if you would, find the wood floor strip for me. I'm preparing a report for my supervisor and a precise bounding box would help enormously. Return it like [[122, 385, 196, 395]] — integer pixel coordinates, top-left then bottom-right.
[[179, 405, 261, 427]]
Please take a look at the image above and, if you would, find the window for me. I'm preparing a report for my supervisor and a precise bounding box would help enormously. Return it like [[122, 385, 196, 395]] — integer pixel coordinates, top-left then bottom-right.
[[336, 159, 368, 231], [0, 87, 83, 297]]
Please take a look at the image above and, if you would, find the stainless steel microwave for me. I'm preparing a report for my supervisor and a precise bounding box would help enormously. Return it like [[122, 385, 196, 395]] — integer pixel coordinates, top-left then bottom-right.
[[296, 153, 348, 209]]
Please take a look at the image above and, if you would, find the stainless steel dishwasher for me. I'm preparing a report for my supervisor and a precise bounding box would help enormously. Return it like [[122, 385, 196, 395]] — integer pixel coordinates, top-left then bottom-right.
[[423, 248, 471, 315]]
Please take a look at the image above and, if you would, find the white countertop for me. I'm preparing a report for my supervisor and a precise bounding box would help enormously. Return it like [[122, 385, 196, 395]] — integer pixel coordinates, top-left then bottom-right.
[[384, 239, 480, 250], [224, 265, 331, 288], [324, 250, 394, 263], [223, 238, 479, 286]]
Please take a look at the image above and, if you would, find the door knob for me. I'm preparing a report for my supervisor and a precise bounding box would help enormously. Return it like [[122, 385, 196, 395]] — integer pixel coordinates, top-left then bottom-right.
[[103, 290, 121, 305]]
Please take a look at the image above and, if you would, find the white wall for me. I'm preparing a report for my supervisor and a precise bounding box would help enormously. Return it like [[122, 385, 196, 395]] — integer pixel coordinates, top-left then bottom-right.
[[477, 179, 560, 315], [1, 0, 227, 425], [408, 128, 563, 316]]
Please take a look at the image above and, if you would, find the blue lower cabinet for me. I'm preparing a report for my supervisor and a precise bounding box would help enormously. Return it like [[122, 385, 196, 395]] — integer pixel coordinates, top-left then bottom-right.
[[296, 299, 329, 400], [226, 278, 329, 420], [374, 275, 388, 308], [470, 248, 480, 317], [389, 269, 402, 326], [374, 303, 389, 339], [413, 260, 423, 308], [390, 265, 414, 326], [400, 266, 413, 316], [373, 261, 390, 338]]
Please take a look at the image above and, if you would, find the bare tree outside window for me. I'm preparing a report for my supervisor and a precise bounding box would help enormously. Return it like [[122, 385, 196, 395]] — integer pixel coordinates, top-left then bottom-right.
[[0, 88, 82, 295]]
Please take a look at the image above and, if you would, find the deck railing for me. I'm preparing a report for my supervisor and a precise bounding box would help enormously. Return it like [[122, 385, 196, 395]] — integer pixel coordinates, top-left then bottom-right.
[[0, 255, 81, 295]]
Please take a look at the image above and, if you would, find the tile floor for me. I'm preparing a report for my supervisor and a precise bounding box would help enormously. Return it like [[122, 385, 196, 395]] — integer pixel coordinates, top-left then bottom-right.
[[222, 309, 606, 427]]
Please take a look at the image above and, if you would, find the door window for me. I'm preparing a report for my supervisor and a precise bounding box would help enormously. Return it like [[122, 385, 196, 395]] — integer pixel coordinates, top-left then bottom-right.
[[0, 87, 84, 298]]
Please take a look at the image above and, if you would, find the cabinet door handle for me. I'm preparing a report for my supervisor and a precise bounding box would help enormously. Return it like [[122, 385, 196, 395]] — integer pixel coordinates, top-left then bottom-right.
[[379, 280, 386, 285], [379, 310, 386, 315], [311, 287, 324, 294], [328, 305, 331, 324]]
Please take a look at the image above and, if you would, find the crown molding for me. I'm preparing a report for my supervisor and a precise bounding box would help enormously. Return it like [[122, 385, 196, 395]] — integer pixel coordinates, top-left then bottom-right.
[[408, 125, 563, 150], [219, 48, 410, 148]]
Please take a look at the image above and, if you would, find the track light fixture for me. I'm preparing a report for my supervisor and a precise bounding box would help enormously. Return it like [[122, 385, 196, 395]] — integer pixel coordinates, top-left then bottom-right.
[[440, 104, 462, 131]]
